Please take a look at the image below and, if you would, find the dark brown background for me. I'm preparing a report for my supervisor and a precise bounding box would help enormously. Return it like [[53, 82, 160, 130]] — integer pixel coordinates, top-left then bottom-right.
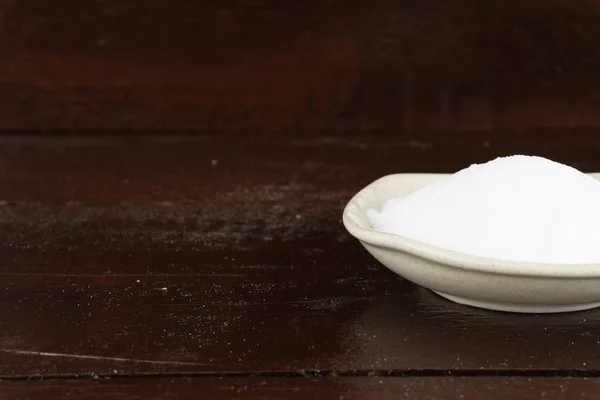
[[2, 0, 600, 132], [2, 1, 600, 399]]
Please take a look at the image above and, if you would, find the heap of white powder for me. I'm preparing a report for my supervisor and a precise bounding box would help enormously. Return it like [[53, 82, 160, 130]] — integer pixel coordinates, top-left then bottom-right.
[[367, 155, 600, 264]]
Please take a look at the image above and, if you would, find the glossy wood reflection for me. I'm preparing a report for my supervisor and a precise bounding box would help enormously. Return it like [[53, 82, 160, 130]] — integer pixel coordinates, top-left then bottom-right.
[[2, 133, 600, 380], [2, 230, 600, 375], [3, 377, 600, 400]]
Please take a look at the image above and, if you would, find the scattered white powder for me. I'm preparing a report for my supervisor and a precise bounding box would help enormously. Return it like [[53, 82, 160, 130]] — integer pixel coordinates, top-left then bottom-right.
[[367, 155, 600, 264]]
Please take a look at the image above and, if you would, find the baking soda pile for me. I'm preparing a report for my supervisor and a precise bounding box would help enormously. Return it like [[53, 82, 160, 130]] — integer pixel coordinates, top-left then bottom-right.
[[367, 155, 600, 264]]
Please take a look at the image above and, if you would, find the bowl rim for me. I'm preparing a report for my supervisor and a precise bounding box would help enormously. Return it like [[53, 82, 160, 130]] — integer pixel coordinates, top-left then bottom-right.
[[343, 172, 600, 278]]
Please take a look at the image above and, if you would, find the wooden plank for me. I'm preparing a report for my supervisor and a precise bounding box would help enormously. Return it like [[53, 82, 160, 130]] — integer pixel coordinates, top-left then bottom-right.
[[2, 377, 600, 400], [2, 131, 600, 203], [1, 133, 600, 375], [2, 202, 600, 375], [2, 1, 600, 130]]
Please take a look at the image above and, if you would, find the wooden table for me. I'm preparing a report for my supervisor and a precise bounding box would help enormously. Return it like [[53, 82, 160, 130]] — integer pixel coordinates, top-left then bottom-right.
[[3, 0, 600, 398], [2, 131, 600, 399]]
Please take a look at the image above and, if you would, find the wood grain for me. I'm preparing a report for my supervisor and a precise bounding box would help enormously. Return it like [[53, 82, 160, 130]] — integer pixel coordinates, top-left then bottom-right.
[[3, 133, 600, 400], [2, 214, 600, 376], [2, 1, 600, 130], [1, 134, 600, 376], [4, 0, 600, 396], [2, 130, 600, 203], [2, 377, 600, 400]]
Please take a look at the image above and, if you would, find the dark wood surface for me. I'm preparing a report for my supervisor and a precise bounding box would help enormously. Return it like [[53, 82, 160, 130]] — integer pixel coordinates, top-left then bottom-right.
[[3, 0, 600, 131], [2, 133, 600, 399], [3, 377, 600, 400], [4, 0, 600, 398]]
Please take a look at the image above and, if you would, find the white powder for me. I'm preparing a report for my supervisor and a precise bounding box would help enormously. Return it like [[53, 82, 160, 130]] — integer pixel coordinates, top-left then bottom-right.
[[367, 155, 600, 264]]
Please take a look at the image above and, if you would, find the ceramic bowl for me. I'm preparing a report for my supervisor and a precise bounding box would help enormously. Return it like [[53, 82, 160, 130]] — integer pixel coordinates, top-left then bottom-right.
[[343, 173, 600, 313]]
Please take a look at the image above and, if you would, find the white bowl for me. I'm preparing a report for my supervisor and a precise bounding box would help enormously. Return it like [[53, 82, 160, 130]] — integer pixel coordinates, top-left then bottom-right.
[[343, 173, 600, 313]]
